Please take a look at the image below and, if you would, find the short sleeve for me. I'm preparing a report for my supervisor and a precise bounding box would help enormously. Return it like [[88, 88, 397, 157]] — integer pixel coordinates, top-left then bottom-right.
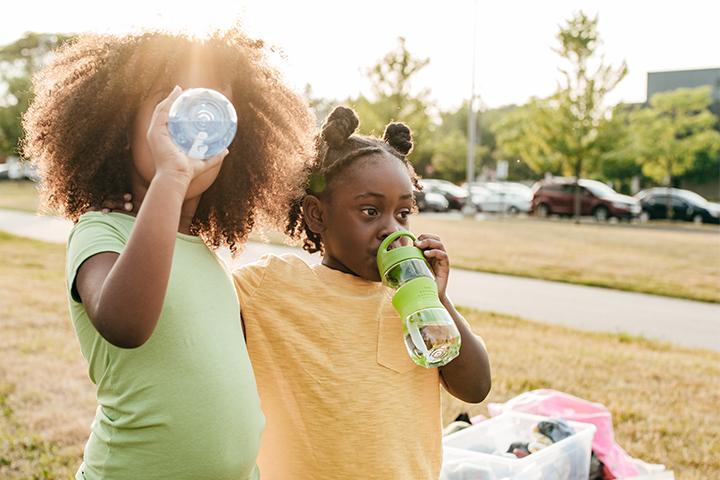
[[66, 213, 127, 303], [232, 254, 274, 310]]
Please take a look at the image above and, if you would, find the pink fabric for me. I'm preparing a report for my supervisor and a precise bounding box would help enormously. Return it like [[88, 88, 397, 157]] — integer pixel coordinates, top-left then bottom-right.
[[488, 389, 641, 477]]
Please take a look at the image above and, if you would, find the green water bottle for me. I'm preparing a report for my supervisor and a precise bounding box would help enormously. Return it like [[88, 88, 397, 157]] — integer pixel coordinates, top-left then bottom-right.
[[377, 230, 461, 368]]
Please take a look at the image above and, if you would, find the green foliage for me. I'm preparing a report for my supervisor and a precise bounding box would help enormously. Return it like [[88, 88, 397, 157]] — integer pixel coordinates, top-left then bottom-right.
[[0, 32, 74, 157], [629, 86, 720, 185], [429, 101, 490, 182], [346, 38, 435, 175], [492, 99, 563, 176], [491, 12, 628, 214]]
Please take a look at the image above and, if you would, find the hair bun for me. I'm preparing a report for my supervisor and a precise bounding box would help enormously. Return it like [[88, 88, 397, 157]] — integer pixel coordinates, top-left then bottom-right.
[[321, 106, 359, 148], [383, 122, 413, 155]]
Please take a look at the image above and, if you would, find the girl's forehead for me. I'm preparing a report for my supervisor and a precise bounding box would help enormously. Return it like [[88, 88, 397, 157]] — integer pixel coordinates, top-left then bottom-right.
[[333, 153, 413, 194]]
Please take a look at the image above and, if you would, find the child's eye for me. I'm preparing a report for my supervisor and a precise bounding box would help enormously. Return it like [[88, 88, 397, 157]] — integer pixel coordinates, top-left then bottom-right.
[[361, 207, 379, 217], [398, 210, 411, 221]]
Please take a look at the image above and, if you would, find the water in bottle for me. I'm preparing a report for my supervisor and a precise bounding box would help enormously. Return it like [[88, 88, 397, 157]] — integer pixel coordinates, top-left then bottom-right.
[[377, 230, 461, 368], [167, 88, 237, 160]]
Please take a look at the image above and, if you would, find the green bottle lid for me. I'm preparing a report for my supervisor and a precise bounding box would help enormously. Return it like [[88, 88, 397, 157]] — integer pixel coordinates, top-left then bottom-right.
[[376, 230, 428, 278]]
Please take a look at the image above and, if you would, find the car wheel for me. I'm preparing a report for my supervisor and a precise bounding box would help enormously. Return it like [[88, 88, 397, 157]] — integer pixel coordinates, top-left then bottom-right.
[[693, 213, 704, 225], [537, 203, 550, 218], [508, 206, 519, 215], [594, 206, 609, 222]]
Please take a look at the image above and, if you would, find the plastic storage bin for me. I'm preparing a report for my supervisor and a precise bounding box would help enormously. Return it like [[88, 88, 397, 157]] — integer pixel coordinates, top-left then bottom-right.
[[441, 411, 597, 480]]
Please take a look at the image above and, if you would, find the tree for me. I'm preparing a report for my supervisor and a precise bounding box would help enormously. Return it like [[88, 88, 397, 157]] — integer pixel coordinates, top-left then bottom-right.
[[494, 13, 627, 220], [552, 12, 628, 220], [302, 83, 335, 127], [0, 32, 74, 157], [348, 38, 435, 175], [630, 86, 720, 216], [592, 104, 643, 193], [429, 101, 493, 183], [492, 98, 564, 176]]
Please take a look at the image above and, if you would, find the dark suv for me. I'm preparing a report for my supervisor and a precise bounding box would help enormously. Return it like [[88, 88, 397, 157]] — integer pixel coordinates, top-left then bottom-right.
[[532, 178, 641, 221], [635, 188, 720, 224]]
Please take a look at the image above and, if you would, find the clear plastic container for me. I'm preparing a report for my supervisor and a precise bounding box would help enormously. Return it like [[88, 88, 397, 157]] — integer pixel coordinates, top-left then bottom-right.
[[377, 231, 461, 368], [442, 412, 597, 480], [404, 308, 462, 367], [384, 258, 434, 289], [168, 88, 237, 160]]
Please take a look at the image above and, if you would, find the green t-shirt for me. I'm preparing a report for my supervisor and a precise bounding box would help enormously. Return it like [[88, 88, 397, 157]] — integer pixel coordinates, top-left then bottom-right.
[[66, 212, 264, 479]]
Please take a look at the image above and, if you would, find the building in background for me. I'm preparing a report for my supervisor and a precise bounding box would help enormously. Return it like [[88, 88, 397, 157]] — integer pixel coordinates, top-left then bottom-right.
[[644, 68, 720, 200], [647, 67, 720, 114]]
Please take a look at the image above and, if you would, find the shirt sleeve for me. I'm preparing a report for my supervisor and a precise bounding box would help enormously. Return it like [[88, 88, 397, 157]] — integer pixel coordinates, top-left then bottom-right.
[[66, 214, 127, 303], [232, 254, 275, 310]]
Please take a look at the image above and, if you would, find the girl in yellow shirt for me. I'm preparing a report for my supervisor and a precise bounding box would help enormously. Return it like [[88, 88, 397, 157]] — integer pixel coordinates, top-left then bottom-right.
[[234, 106, 491, 480]]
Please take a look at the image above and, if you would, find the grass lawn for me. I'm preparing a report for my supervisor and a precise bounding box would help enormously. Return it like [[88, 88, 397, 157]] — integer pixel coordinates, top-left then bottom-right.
[[411, 214, 720, 303], [0, 181, 42, 213], [3, 180, 720, 302], [1, 232, 718, 479]]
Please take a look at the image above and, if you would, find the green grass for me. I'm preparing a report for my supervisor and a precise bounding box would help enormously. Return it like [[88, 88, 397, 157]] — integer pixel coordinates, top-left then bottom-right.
[[0, 181, 41, 213], [410, 214, 720, 303], [1, 232, 718, 479]]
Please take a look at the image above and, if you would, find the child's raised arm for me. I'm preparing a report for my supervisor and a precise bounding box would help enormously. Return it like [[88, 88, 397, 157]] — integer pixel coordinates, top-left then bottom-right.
[[416, 234, 492, 403], [74, 87, 228, 348]]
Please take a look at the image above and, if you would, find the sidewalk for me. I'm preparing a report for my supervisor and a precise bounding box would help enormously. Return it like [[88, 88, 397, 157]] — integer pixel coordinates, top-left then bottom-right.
[[2, 209, 719, 351]]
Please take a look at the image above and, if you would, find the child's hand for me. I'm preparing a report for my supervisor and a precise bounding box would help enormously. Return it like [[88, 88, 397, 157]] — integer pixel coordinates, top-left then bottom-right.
[[147, 86, 228, 184], [415, 234, 450, 301]]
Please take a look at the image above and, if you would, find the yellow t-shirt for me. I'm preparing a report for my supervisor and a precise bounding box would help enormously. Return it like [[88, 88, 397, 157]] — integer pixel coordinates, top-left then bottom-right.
[[233, 253, 442, 480]]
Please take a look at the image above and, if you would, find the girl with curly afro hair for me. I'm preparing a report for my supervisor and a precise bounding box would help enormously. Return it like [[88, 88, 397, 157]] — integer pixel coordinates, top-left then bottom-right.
[[22, 28, 314, 480], [233, 106, 491, 480]]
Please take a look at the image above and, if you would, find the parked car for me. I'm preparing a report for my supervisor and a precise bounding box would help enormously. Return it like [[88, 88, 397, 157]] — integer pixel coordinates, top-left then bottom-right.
[[3, 156, 39, 181], [532, 178, 641, 221], [414, 189, 449, 212], [420, 179, 469, 210], [471, 182, 532, 214], [635, 188, 720, 224]]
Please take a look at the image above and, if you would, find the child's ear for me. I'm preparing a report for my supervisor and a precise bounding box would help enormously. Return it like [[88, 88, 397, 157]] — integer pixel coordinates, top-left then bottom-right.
[[302, 195, 326, 235]]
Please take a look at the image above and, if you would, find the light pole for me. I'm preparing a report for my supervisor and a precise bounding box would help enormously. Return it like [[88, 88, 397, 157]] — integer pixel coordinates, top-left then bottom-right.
[[463, 0, 480, 218]]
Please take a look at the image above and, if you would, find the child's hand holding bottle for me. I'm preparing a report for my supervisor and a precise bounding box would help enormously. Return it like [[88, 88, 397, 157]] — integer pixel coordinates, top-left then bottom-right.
[[146, 86, 229, 187]]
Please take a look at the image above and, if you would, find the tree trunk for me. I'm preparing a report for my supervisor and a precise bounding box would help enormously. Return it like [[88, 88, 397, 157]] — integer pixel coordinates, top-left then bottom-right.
[[573, 159, 583, 224], [666, 161, 674, 220]]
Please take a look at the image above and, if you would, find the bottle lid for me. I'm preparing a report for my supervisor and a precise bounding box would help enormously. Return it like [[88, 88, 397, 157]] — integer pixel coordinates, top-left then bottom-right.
[[376, 230, 428, 278]]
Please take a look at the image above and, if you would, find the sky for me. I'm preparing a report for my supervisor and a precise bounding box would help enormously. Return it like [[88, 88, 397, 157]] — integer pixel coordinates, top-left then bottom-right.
[[2, 0, 718, 110]]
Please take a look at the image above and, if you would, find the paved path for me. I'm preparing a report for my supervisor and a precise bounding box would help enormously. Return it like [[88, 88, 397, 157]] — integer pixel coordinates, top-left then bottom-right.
[[2, 209, 718, 351]]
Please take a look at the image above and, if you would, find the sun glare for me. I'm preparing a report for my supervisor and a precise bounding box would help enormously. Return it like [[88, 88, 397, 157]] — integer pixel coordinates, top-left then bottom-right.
[[113, 2, 246, 38]]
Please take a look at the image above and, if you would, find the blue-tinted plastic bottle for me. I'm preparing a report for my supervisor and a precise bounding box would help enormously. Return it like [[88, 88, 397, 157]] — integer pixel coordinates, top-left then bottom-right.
[[167, 88, 237, 160]]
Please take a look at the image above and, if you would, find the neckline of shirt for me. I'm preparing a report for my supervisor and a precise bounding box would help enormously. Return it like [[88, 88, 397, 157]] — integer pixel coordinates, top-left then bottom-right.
[[86, 211, 205, 244]]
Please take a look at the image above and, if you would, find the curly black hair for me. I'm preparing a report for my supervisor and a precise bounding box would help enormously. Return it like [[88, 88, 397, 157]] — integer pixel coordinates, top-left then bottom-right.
[[22, 28, 315, 252], [286, 106, 421, 254]]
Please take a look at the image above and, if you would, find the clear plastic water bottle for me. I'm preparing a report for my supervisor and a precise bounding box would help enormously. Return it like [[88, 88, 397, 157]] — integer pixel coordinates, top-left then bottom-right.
[[377, 230, 461, 368], [167, 88, 237, 160]]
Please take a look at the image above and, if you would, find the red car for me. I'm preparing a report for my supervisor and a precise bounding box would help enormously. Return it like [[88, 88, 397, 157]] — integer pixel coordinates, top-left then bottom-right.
[[532, 178, 641, 221]]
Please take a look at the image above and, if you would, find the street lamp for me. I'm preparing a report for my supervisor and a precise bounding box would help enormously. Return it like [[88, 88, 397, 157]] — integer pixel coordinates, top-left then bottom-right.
[[463, 0, 480, 218]]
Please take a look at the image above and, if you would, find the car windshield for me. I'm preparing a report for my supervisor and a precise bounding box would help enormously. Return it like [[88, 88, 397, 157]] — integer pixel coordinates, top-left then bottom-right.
[[676, 190, 708, 206], [580, 181, 617, 198], [425, 180, 468, 197]]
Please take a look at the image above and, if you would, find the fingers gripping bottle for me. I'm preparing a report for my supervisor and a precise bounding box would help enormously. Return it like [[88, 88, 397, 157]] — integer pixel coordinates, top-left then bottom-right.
[[377, 231, 461, 368], [168, 88, 238, 160]]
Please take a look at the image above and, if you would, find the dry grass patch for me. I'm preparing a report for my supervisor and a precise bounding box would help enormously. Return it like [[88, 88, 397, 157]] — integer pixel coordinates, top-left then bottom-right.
[[446, 309, 720, 480], [0, 181, 42, 213], [412, 215, 720, 302], [1, 233, 717, 479]]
